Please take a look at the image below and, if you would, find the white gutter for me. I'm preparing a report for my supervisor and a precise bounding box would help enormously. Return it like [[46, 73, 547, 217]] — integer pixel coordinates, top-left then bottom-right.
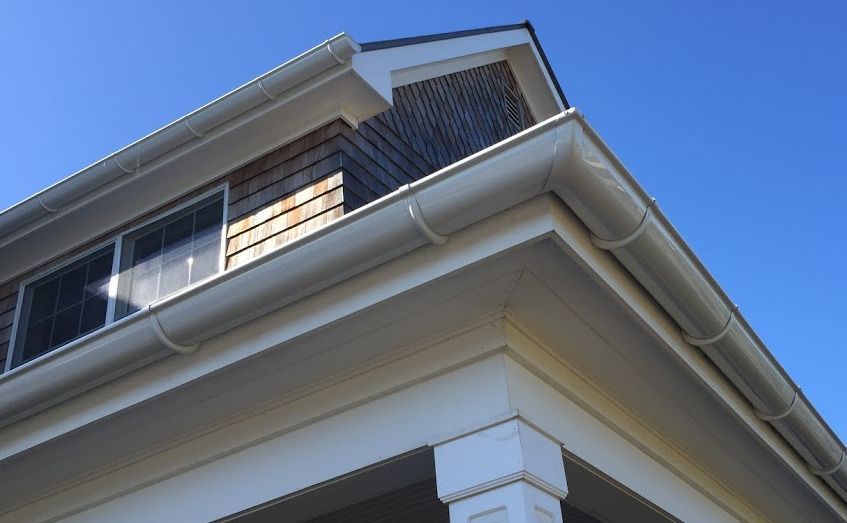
[[0, 110, 844, 504], [0, 34, 359, 240]]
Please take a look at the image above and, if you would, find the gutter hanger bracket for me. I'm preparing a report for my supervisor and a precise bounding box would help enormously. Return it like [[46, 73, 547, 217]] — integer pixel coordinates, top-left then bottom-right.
[[38, 196, 58, 213], [404, 186, 448, 245], [326, 40, 345, 64], [590, 198, 656, 251], [147, 305, 200, 354], [184, 119, 205, 138], [257, 80, 277, 101], [809, 450, 846, 477], [682, 304, 738, 347], [755, 390, 799, 421], [114, 155, 137, 175]]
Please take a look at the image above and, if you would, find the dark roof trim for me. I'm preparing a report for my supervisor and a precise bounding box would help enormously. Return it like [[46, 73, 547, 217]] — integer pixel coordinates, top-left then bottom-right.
[[361, 21, 570, 110]]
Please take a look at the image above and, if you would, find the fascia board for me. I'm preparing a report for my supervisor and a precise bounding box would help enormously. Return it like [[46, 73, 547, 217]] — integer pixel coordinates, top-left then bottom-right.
[[0, 61, 392, 284], [0, 34, 381, 268], [0, 110, 844, 512]]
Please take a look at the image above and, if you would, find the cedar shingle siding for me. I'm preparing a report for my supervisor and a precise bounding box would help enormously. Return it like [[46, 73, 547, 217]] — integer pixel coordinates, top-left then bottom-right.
[[0, 60, 534, 374]]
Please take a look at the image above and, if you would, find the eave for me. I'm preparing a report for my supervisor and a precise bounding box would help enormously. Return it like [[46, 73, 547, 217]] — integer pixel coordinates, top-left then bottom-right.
[[0, 111, 845, 519]]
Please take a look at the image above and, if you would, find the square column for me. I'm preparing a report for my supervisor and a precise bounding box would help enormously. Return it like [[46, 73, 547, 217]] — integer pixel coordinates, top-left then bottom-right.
[[434, 419, 568, 523]]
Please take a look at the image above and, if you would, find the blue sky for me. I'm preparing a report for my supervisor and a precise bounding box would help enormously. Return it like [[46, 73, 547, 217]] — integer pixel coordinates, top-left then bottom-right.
[[1, 1, 845, 438]]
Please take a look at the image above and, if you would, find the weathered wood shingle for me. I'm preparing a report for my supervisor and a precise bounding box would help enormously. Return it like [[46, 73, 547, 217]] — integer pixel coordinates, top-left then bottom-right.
[[0, 60, 535, 375]]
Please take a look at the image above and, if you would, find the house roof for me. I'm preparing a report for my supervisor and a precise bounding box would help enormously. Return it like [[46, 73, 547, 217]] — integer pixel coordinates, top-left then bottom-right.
[[0, 24, 845, 517], [360, 21, 571, 109]]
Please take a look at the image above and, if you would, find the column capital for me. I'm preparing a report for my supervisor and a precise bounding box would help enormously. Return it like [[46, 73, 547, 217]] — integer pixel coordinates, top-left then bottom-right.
[[434, 418, 568, 503]]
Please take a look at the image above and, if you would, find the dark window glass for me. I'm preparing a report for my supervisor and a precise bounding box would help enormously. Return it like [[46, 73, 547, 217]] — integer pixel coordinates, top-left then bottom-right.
[[14, 246, 115, 367], [118, 195, 223, 318], [29, 279, 59, 322]]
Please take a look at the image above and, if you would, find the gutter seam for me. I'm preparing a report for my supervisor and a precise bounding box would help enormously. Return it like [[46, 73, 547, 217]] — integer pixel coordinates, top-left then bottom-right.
[[325, 40, 345, 65], [256, 80, 277, 101], [113, 156, 136, 175], [810, 452, 846, 477], [147, 305, 199, 354], [404, 185, 448, 245], [37, 197, 58, 213], [681, 305, 739, 347], [590, 198, 656, 250], [755, 390, 799, 421], [184, 119, 205, 138]]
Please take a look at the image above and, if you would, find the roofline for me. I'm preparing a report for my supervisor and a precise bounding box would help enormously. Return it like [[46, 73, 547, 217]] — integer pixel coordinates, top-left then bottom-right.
[[0, 33, 360, 241], [1, 111, 845, 513], [361, 21, 570, 109]]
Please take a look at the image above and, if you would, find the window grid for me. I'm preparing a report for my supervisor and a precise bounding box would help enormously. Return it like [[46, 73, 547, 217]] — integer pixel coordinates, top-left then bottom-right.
[[7, 186, 227, 370]]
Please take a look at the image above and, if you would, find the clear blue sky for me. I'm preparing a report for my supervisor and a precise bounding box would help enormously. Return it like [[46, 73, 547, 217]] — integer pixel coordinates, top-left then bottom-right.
[[1, 2, 845, 438]]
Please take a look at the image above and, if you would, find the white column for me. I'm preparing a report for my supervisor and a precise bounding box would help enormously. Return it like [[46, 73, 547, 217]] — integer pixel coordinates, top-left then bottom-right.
[[434, 419, 568, 523]]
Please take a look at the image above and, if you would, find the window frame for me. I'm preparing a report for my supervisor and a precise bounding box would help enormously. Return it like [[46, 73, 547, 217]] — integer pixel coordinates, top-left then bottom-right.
[[114, 189, 228, 320], [4, 184, 228, 372]]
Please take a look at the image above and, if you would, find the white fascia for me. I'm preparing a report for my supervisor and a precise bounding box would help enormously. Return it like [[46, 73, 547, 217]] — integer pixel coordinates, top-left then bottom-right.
[[0, 108, 844, 510], [0, 33, 393, 283]]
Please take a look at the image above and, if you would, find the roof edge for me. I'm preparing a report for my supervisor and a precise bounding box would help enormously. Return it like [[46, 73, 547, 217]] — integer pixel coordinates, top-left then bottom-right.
[[361, 21, 570, 109]]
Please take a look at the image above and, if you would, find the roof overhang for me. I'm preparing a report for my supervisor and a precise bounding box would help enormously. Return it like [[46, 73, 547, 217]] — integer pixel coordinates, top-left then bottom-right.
[[0, 111, 845, 520], [0, 25, 564, 284]]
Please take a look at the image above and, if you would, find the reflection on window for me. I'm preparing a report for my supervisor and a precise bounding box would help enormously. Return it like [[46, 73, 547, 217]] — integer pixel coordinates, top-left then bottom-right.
[[117, 195, 223, 318], [8, 188, 225, 370], [14, 246, 114, 366]]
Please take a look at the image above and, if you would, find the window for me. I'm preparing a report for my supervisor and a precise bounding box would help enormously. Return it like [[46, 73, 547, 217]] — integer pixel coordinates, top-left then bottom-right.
[[11, 245, 115, 367], [116, 193, 224, 318], [7, 187, 226, 370]]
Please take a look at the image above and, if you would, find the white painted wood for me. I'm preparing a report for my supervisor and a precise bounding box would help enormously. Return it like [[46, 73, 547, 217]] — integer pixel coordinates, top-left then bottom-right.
[[446, 482, 563, 523], [434, 419, 567, 523], [435, 419, 567, 502]]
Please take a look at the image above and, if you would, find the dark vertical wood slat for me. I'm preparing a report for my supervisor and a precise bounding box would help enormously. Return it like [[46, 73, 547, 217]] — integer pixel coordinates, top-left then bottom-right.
[[407, 82, 448, 168], [465, 68, 501, 147], [419, 78, 462, 166], [455, 69, 492, 154], [394, 87, 437, 167], [361, 118, 432, 176], [352, 122, 426, 182], [431, 75, 472, 158], [480, 64, 509, 139], [432, 77, 472, 161]]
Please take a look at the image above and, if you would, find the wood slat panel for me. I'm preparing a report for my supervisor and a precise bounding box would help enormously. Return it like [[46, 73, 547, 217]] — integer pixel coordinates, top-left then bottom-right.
[[371, 60, 535, 172], [228, 173, 343, 239], [0, 293, 18, 317], [227, 184, 344, 256], [228, 153, 343, 221], [0, 325, 11, 345], [227, 205, 344, 269], [0, 309, 16, 331], [228, 120, 346, 188]]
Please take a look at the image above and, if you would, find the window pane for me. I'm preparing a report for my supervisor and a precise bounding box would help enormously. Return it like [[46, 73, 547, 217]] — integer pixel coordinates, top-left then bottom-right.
[[159, 258, 189, 296], [14, 244, 115, 368], [162, 214, 194, 262], [127, 269, 158, 315], [23, 317, 53, 361], [119, 194, 223, 319], [85, 252, 113, 299], [190, 240, 219, 283], [195, 201, 223, 233], [80, 296, 108, 334], [51, 303, 82, 347], [133, 229, 163, 265], [29, 279, 59, 322], [57, 265, 86, 310]]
